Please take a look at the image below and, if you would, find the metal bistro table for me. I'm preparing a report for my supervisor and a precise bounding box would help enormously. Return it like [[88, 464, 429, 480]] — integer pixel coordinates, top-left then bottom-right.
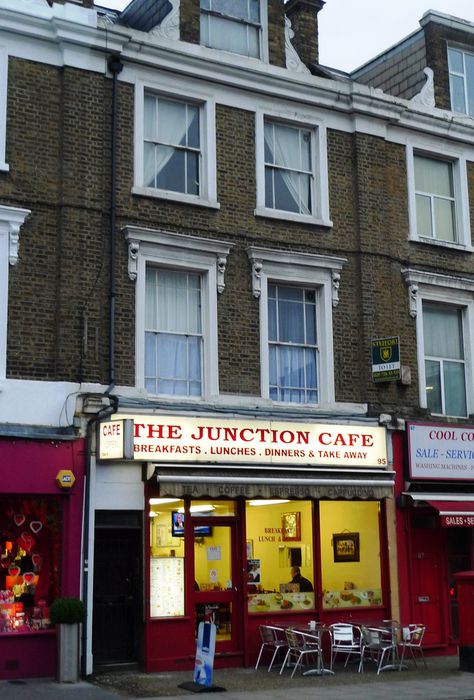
[[293, 623, 334, 676]]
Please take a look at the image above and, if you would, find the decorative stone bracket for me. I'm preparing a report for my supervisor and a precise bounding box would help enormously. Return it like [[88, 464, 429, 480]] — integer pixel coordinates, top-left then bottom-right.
[[0, 205, 31, 266]]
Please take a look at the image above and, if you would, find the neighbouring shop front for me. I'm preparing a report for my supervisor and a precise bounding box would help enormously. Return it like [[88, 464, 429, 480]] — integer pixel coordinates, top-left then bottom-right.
[[396, 422, 474, 652], [93, 414, 395, 672], [0, 436, 85, 680]]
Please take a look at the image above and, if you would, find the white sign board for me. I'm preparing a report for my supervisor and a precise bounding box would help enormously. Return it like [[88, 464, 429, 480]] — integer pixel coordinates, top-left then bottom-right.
[[408, 423, 474, 481], [115, 415, 388, 468]]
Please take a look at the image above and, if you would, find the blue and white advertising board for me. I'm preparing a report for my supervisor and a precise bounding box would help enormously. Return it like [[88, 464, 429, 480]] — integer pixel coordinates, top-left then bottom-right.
[[194, 621, 216, 687]]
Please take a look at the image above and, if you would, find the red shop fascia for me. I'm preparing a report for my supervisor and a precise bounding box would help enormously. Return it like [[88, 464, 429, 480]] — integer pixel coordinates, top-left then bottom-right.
[[0, 434, 86, 680]]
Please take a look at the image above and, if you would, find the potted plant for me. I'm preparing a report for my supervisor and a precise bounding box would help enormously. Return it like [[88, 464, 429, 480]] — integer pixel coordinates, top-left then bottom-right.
[[50, 597, 85, 683]]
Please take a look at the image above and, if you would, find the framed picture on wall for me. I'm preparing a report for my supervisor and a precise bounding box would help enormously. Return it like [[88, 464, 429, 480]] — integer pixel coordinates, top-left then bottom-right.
[[332, 532, 360, 562], [281, 512, 301, 541]]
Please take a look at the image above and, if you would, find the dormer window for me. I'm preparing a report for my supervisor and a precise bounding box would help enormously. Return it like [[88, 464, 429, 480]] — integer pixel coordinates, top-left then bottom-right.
[[200, 0, 261, 58]]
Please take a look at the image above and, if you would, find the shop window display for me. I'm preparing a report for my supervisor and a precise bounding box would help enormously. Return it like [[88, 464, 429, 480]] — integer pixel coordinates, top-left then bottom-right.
[[245, 500, 315, 613], [0, 497, 61, 633], [319, 501, 382, 609]]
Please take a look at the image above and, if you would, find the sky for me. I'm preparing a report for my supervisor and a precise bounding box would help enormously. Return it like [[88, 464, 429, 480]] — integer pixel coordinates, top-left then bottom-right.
[[96, 0, 474, 72]]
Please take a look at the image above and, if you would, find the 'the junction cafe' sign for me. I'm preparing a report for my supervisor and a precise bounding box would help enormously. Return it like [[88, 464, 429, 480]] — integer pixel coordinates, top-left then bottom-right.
[[98, 415, 388, 468]]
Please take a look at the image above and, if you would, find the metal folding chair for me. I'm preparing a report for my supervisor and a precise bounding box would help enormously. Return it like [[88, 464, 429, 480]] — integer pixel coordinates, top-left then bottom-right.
[[255, 625, 288, 672], [398, 624, 427, 669], [329, 623, 363, 670], [280, 628, 323, 678]]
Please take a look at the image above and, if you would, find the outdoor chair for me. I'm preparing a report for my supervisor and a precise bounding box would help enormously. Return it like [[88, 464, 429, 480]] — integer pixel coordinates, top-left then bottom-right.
[[398, 624, 427, 669], [255, 625, 288, 672], [280, 628, 323, 678], [360, 626, 398, 674], [329, 623, 363, 670]]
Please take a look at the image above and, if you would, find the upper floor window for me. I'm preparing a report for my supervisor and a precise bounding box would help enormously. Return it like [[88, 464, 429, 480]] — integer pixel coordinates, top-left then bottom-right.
[[145, 268, 203, 397], [255, 111, 331, 227], [264, 120, 313, 216], [402, 268, 474, 419], [144, 94, 200, 196], [268, 284, 318, 403], [406, 142, 471, 249], [247, 246, 345, 407], [124, 227, 232, 401], [423, 303, 466, 417], [133, 81, 218, 208], [200, 0, 262, 58], [448, 47, 474, 117], [0, 47, 8, 172], [414, 155, 456, 243]]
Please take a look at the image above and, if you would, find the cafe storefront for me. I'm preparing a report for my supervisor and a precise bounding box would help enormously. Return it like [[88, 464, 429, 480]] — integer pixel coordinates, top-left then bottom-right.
[[92, 414, 396, 673], [396, 422, 474, 652]]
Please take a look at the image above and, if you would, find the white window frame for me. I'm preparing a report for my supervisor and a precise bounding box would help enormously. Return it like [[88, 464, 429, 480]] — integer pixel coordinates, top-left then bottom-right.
[[124, 227, 232, 401], [255, 108, 332, 227], [133, 80, 219, 209], [200, 0, 269, 63], [402, 268, 474, 417], [0, 47, 9, 172], [0, 205, 30, 380], [247, 246, 345, 407], [406, 140, 471, 250], [448, 45, 474, 117]]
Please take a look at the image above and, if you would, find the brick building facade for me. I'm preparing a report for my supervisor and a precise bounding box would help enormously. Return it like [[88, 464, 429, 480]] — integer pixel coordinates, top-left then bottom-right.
[[1, 0, 474, 678]]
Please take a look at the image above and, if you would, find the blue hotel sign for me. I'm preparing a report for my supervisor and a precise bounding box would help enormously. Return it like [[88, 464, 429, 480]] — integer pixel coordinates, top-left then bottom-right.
[[371, 336, 400, 383]]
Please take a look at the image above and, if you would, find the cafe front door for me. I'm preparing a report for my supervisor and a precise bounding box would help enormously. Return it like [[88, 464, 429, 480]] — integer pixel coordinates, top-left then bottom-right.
[[192, 520, 243, 657]]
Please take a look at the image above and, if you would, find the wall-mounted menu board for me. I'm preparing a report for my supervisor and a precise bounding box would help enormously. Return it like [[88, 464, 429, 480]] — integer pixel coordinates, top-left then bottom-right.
[[150, 557, 185, 617]]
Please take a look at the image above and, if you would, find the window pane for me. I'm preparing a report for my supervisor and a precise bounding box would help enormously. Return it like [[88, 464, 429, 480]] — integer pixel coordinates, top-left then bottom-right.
[[186, 151, 200, 196], [305, 300, 316, 344], [451, 75, 467, 114], [444, 361, 467, 416], [423, 305, 463, 359], [415, 194, 432, 238], [157, 99, 187, 146], [415, 156, 453, 197], [448, 48, 464, 74], [144, 142, 157, 188], [187, 106, 200, 149], [425, 359, 442, 414], [272, 124, 300, 169], [156, 147, 185, 193], [273, 169, 300, 213], [144, 95, 157, 140], [434, 198, 456, 242], [246, 500, 315, 613]]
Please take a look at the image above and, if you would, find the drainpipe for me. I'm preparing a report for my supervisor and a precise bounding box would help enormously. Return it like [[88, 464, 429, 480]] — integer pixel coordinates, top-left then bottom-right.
[[106, 54, 123, 392], [80, 55, 123, 677]]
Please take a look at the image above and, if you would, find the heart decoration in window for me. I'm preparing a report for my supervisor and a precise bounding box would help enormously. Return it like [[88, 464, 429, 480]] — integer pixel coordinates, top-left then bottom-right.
[[23, 572, 35, 584], [14, 514, 26, 527], [8, 565, 21, 577], [30, 521, 43, 534], [32, 553, 42, 568], [20, 532, 35, 550]]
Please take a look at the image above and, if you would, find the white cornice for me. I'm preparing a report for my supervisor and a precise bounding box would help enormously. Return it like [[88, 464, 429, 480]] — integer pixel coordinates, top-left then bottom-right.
[[2, 2, 474, 146]]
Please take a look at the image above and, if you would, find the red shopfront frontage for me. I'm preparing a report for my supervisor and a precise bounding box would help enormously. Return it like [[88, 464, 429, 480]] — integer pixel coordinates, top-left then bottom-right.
[[0, 436, 85, 679], [96, 414, 397, 672], [396, 423, 474, 653]]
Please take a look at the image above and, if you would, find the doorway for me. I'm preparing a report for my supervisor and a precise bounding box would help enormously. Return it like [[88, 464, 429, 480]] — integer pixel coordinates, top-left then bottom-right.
[[92, 511, 143, 666], [192, 520, 242, 654]]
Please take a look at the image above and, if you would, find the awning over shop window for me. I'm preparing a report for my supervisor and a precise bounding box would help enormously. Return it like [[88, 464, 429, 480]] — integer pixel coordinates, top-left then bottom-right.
[[402, 493, 474, 526], [151, 465, 395, 500], [427, 500, 474, 527]]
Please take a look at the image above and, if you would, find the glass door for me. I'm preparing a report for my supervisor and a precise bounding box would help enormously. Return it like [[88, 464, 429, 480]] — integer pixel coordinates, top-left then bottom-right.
[[193, 521, 241, 651]]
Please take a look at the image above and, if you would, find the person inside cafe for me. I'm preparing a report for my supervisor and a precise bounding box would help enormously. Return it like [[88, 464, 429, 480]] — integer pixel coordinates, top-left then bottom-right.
[[290, 566, 313, 592]]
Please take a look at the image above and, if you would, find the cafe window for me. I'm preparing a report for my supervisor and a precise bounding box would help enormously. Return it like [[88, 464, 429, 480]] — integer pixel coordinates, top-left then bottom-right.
[[149, 498, 186, 617], [245, 500, 315, 613], [319, 501, 382, 610], [0, 497, 61, 633]]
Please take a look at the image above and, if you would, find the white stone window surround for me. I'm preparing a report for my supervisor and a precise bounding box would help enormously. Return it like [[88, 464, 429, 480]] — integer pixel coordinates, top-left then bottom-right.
[[133, 79, 219, 209], [402, 267, 474, 416], [0, 205, 30, 380], [255, 107, 332, 227], [406, 137, 471, 250], [0, 46, 9, 172], [124, 226, 233, 401], [200, 0, 269, 64], [247, 246, 346, 407]]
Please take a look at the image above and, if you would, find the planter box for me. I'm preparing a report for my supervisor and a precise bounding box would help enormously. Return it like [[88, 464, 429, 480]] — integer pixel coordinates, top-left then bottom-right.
[[57, 623, 80, 683]]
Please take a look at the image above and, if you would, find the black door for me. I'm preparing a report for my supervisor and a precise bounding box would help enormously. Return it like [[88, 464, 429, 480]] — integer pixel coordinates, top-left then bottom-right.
[[93, 522, 142, 665]]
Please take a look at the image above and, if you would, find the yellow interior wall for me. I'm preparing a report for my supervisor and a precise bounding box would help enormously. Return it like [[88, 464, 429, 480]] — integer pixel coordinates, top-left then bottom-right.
[[194, 527, 231, 589], [245, 501, 313, 591], [319, 501, 381, 590]]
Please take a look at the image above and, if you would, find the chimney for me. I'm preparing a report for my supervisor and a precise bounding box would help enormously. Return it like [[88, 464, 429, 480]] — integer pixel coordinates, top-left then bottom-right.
[[285, 0, 325, 66]]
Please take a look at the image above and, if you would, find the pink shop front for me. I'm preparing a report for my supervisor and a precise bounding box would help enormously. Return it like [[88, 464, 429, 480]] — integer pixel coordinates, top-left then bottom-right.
[[0, 436, 85, 680]]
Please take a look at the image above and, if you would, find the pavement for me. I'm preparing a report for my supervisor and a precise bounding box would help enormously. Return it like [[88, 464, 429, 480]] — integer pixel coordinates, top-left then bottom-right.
[[1, 655, 474, 700]]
